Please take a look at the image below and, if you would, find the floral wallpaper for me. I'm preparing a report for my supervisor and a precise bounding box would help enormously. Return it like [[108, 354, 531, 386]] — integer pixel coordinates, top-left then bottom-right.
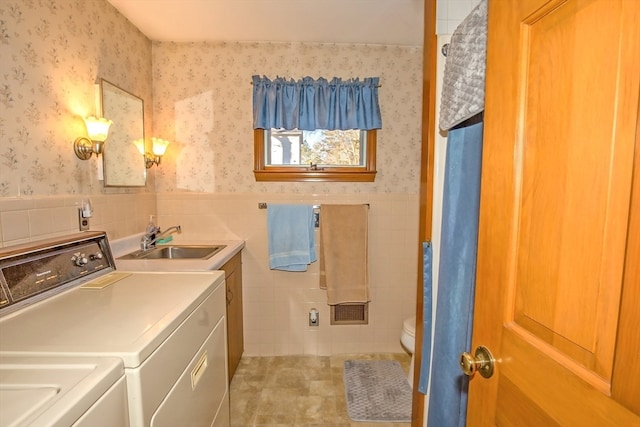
[[152, 41, 424, 194], [174, 90, 215, 192], [0, 0, 153, 197], [1, 1, 423, 198]]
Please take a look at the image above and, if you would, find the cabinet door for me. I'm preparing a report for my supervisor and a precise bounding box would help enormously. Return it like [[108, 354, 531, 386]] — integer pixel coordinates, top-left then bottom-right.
[[222, 253, 243, 381]]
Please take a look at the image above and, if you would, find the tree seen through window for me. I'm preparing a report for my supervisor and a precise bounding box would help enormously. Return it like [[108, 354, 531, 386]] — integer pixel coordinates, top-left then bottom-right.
[[268, 129, 364, 167]]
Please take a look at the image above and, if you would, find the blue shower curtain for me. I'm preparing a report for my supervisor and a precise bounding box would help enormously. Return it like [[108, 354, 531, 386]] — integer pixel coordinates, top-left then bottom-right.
[[418, 241, 433, 394], [427, 116, 483, 427]]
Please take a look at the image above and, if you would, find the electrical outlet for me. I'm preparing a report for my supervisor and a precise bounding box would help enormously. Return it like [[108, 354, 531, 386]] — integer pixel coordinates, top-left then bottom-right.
[[78, 208, 90, 231], [309, 308, 319, 326]]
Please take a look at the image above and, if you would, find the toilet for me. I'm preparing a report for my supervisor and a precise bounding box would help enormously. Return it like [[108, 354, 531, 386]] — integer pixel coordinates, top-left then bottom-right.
[[400, 315, 416, 388]]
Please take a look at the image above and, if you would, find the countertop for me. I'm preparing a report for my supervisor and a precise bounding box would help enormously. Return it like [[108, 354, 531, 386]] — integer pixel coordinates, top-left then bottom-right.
[[110, 233, 245, 272]]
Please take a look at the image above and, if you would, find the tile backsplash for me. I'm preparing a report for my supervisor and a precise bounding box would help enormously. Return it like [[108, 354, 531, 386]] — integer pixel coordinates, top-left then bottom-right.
[[0, 193, 156, 247], [156, 192, 419, 356]]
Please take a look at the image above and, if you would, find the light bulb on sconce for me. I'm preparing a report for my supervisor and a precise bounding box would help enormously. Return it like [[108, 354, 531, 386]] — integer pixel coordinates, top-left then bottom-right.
[[74, 116, 113, 160], [152, 138, 170, 158], [134, 137, 170, 168]]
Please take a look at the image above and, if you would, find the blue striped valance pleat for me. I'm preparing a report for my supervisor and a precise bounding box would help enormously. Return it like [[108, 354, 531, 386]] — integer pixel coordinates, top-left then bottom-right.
[[252, 75, 382, 131]]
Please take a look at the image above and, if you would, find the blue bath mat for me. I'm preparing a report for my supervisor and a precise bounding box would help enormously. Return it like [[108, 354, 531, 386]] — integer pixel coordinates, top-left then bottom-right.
[[343, 359, 412, 422]]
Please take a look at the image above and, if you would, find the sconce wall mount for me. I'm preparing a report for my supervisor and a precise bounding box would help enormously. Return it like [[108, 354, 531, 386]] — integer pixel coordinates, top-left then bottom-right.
[[134, 138, 170, 168], [74, 116, 112, 160], [143, 153, 162, 169]]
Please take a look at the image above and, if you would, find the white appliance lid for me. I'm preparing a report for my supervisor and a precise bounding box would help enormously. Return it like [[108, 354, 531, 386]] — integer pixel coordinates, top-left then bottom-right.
[[0, 355, 124, 427], [0, 271, 224, 368]]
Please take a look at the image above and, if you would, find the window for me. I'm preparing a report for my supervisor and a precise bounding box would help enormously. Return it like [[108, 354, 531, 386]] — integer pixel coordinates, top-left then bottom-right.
[[251, 75, 381, 182], [268, 129, 364, 166], [253, 129, 377, 182]]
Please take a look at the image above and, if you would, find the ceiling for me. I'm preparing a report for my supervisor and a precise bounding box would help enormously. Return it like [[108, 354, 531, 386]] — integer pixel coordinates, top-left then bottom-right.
[[106, 0, 424, 46]]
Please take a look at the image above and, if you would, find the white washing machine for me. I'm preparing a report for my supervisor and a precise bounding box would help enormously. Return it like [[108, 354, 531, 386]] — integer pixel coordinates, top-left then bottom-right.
[[0, 356, 128, 427], [0, 232, 230, 427]]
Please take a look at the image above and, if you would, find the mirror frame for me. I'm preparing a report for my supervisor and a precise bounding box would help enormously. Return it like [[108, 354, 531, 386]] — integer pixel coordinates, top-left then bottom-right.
[[100, 79, 147, 187]]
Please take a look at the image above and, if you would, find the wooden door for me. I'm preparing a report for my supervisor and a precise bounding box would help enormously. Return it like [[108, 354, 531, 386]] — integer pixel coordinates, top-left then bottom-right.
[[468, 0, 640, 425]]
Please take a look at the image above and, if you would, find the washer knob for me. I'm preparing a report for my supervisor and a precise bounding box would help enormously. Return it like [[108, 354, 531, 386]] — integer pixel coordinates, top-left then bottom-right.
[[72, 253, 88, 266]]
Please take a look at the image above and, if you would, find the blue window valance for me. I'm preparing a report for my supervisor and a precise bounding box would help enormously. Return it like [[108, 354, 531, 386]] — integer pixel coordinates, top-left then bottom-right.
[[252, 75, 382, 131]]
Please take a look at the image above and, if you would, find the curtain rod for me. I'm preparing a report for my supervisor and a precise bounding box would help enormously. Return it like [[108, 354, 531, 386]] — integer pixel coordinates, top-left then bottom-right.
[[258, 203, 370, 209]]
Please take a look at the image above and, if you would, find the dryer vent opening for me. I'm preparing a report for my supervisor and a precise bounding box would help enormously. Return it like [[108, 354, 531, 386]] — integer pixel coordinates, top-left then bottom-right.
[[330, 303, 368, 325]]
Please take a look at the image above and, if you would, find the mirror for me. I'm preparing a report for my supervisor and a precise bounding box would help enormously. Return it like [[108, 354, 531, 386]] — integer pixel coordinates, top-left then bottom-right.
[[100, 79, 146, 187]]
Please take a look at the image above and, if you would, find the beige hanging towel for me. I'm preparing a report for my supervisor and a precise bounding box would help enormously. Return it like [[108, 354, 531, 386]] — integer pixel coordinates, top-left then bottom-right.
[[319, 204, 370, 304]]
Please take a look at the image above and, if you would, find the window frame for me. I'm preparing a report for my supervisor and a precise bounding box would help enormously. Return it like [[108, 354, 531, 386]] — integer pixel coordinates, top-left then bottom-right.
[[253, 129, 377, 182]]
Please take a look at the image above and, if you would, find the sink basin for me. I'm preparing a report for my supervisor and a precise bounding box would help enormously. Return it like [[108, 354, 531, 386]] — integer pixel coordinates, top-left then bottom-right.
[[118, 245, 226, 260]]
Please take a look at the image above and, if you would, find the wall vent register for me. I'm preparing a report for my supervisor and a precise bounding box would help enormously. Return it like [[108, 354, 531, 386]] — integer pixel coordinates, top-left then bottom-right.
[[331, 303, 369, 325]]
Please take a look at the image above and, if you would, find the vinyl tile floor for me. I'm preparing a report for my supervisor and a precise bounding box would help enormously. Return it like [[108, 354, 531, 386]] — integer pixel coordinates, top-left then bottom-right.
[[229, 352, 412, 427]]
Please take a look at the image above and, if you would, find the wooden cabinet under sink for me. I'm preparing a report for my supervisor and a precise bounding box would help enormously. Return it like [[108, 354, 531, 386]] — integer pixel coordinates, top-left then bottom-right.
[[220, 252, 243, 382]]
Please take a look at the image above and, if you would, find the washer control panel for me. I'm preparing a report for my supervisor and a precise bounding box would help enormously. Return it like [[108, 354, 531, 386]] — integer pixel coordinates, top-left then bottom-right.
[[0, 232, 115, 315]]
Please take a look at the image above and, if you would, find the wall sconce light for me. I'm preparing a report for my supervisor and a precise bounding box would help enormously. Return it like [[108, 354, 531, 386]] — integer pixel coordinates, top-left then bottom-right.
[[134, 137, 170, 168], [74, 116, 113, 160]]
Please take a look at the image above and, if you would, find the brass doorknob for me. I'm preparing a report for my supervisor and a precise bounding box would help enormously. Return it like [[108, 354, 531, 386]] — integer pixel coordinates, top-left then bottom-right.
[[459, 346, 495, 378]]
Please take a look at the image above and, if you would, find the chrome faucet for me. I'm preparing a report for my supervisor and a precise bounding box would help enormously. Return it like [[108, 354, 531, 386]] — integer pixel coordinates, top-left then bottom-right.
[[140, 225, 182, 251]]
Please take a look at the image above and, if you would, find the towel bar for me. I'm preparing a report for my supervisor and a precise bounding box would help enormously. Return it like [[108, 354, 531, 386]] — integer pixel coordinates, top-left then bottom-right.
[[258, 203, 369, 209]]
